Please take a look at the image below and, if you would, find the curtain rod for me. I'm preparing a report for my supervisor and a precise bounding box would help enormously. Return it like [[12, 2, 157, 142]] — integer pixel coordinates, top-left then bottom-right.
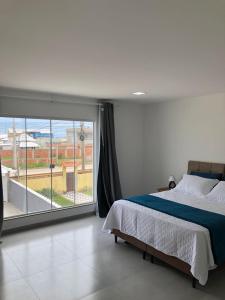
[[0, 94, 103, 106]]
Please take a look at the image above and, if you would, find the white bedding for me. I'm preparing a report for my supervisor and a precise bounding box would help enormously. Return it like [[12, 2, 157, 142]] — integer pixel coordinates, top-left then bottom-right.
[[102, 190, 225, 285]]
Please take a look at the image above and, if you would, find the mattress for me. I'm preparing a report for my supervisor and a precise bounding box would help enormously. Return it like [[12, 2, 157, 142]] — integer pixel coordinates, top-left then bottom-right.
[[102, 190, 225, 285]]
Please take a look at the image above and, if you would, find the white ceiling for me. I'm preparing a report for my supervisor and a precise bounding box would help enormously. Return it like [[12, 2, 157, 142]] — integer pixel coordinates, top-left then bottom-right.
[[0, 0, 225, 102]]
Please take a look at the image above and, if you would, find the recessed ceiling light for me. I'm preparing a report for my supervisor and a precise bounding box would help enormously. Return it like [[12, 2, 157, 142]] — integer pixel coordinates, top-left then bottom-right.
[[132, 91, 145, 96]]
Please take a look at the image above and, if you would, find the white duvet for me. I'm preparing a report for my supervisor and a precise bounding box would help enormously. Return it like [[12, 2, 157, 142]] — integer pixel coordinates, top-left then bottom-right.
[[102, 190, 225, 285]]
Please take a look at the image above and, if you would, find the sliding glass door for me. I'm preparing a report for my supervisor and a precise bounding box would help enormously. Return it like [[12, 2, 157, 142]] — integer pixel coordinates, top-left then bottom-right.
[[0, 117, 27, 217], [51, 120, 75, 208], [26, 118, 52, 213], [75, 121, 94, 205], [0, 117, 94, 219]]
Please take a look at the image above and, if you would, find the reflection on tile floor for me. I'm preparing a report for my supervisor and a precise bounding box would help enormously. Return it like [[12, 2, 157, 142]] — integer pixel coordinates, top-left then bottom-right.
[[1, 215, 225, 300]]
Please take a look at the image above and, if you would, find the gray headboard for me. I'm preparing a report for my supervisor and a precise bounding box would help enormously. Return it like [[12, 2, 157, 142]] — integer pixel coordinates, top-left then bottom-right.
[[188, 160, 225, 178]]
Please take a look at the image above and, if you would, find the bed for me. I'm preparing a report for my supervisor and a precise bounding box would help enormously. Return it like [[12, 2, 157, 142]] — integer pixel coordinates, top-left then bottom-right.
[[102, 161, 225, 288]]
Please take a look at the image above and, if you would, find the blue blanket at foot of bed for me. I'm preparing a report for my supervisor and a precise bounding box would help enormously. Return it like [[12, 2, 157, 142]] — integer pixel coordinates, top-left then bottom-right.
[[125, 194, 225, 266]]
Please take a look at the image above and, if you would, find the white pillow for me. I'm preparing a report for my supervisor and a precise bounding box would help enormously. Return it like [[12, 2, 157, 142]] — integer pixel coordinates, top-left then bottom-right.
[[206, 181, 225, 202], [174, 174, 219, 197]]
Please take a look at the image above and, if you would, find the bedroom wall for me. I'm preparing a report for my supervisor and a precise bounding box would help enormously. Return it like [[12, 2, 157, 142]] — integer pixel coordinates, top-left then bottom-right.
[[0, 92, 98, 121], [144, 93, 225, 193], [114, 102, 145, 196]]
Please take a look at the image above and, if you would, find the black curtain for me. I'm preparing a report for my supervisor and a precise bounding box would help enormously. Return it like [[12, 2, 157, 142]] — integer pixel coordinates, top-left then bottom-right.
[[0, 159, 3, 237], [97, 103, 122, 217]]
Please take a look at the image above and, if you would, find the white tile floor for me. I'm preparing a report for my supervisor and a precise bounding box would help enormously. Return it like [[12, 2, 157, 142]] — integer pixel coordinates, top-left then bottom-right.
[[1, 215, 225, 300]]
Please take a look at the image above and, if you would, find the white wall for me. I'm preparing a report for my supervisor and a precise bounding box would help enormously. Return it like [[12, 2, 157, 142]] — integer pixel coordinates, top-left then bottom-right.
[[114, 102, 145, 196], [144, 93, 225, 193], [0, 96, 98, 121]]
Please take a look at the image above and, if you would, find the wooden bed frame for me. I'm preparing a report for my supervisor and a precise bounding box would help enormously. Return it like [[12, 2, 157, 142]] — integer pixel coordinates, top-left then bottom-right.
[[111, 160, 225, 288]]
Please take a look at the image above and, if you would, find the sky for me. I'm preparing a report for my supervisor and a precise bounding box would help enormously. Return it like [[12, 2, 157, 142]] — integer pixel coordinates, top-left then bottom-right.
[[0, 117, 93, 138]]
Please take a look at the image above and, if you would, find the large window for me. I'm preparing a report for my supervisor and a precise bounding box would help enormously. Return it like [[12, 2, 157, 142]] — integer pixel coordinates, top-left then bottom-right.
[[0, 117, 94, 218]]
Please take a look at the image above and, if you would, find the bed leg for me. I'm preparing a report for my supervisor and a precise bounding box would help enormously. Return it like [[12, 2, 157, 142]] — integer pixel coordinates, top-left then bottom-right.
[[150, 255, 154, 264], [192, 277, 197, 289], [142, 251, 146, 260], [114, 235, 118, 243]]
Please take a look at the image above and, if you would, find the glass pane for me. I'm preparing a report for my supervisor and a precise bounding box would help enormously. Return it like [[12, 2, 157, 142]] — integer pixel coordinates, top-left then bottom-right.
[[0, 117, 26, 218], [51, 120, 75, 208], [1, 117, 94, 219], [75, 121, 93, 205], [26, 118, 51, 213]]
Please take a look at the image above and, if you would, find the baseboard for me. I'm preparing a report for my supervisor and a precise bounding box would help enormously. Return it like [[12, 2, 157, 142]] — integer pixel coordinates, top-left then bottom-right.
[[2, 203, 96, 234]]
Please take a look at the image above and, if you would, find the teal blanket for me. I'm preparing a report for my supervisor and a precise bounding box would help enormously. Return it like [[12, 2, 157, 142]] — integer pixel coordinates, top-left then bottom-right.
[[126, 194, 225, 266]]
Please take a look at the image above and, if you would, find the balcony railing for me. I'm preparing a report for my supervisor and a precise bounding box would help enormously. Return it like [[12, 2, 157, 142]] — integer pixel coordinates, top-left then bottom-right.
[[2, 169, 93, 219]]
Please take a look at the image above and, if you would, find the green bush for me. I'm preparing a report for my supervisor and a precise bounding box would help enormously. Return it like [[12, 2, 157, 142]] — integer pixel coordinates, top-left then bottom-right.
[[19, 161, 49, 169], [37, 188, 73, 207]]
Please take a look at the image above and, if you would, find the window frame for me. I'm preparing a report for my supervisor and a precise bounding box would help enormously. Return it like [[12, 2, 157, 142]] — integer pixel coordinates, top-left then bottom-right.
[[0, 115, 96, 220]]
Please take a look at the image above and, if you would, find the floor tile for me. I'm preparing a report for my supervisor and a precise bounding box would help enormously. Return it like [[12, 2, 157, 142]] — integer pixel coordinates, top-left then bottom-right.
[[80, 285, 123, 300], [1, 215, 225, 300], [0, 251, 23, 286], [80, 240, 151, 285], [56, 231, 113, 258], [0, 279, 38, 300], [26, 258, 109, 300], [8, 240, 77, 276]]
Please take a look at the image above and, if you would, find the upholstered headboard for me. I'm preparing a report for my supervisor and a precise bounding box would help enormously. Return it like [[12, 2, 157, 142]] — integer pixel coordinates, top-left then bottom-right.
[[188, 160, 225, 179]]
